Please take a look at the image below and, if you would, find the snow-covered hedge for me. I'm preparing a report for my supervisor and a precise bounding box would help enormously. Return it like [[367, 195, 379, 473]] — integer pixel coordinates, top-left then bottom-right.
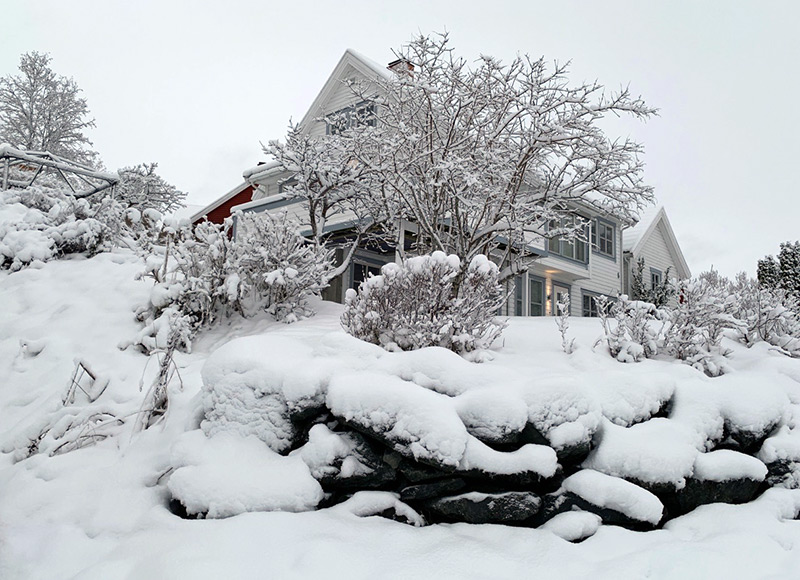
[[131, 211, 334, 352], [341, 252, 506, 353]]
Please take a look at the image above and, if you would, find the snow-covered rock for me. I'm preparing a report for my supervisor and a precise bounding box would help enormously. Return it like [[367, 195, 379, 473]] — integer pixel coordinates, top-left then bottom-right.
[[423, 491, 542, 524], [168, 430, 323, 518], [562, 469, 664, 527], [327, 372, 469, 470], [541, 510, 602, 542]]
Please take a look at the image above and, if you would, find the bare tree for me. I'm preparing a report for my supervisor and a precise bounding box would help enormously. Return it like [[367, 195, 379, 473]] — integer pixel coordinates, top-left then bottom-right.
[[264, 121, 386, 283], [114, 162, 186, 213], [352, 33, 656, 283], [0, 52, 98, 167]]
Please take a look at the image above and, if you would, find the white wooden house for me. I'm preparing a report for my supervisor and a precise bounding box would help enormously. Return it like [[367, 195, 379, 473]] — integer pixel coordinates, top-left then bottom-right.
[[195, 49, 691, 316], [622, 205, 691, 301]]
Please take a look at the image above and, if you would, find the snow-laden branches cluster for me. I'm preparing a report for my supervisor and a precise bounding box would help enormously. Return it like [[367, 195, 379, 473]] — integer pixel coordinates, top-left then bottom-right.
[[595, 295, 661, 363], [345, 32, 655, 280], [264, 122, 386, 284], [596, 267, 800, 376], [341, 252, 505, 353], [130, 211, 334, 353], [111, 162, 187, 214]]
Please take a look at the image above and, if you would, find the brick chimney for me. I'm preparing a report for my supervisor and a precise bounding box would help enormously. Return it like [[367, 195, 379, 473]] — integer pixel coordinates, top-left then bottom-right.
[[387, 58, 414, 75]]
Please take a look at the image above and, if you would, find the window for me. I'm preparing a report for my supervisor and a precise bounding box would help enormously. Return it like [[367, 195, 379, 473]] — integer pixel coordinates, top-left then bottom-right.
[[549, 216, 588, 263], [651, 268, 662, 289], [351, 261, 382, 289], [582, 294, 599, 317], [326, 102, 376, 135], [592, 219, 615, 258], [529, 276, 544, 316], [514, 275, 524, 316]]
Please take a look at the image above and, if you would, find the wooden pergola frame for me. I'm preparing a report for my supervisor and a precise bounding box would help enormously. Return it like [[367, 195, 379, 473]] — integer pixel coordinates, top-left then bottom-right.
[[0, 144, 118, 198]]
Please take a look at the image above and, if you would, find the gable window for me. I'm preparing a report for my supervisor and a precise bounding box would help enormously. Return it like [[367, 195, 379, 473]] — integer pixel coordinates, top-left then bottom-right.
[[592, 219, 616, 258], [529, 276, 544, 316], [326, 102, 376, 135], [548, 216, 588, 263]]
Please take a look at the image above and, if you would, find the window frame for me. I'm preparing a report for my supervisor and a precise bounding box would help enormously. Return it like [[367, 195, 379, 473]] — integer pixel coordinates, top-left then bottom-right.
[[650, 267, 663, 289], [591, 217, 617, 261], [547, 216, 589, 264], [528, 274, 545, 316]]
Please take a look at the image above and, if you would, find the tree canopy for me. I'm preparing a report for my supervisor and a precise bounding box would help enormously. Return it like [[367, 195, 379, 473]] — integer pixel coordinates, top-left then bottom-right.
[[0, 52, 98, 167]]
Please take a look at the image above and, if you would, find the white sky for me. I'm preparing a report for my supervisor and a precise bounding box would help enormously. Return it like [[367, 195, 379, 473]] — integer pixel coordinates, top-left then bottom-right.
[[5, 1, 799, 277]]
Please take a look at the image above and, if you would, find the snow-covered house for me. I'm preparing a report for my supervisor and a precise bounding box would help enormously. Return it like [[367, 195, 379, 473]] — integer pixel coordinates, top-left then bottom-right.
[[622, 205, 691, 300], [193, 50, 689, 316]]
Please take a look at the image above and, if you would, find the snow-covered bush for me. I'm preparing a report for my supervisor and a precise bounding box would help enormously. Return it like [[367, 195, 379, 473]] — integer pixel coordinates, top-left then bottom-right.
[[594, 294, 660, 362], [131, 211, 334, 352], [555, 294, 576, 354], [0, 184, 110, 270], [662, 276, 738, 376], [341, 252, 506, 353], [231, 211, 333, 323], [729, 272, 800, 357], [630, 257, 675, 307]]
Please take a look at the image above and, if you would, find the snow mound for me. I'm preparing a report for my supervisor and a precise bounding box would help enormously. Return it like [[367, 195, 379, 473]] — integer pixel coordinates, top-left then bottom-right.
[[168, 430, 323, 518], [200, 334, 332, 452], [457, 436, 558, 479], [584, 418, 698, 488], [454, 388, 528, 443], [522, 378, 601, 455], [563, 469, 664, 525], [327, 372, 469, 469], [328, 491, 425, 526], [541, 510, 602, 542], [593, 371, 675, 427], [693, 450, 767, 482]]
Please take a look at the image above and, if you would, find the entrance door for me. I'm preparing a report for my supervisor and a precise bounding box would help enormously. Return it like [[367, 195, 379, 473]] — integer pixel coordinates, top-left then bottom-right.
[[552, 284, 570, 315]]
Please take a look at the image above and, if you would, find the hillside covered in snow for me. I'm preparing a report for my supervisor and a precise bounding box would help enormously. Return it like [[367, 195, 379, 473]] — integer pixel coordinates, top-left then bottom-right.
[[3, 252, 800, 579]]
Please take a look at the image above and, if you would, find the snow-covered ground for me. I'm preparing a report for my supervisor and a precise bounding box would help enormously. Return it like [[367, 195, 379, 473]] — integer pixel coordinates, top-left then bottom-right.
[[3, 252, 800, 579]]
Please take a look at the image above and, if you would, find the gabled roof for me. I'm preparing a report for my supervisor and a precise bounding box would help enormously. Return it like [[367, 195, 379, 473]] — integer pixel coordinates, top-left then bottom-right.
[[623, 205, 691, 279], [190, 180, 252, 223], [297, 48, 391, 131]]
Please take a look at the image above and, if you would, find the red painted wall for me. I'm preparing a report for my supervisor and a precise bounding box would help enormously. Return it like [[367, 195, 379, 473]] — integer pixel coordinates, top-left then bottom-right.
[[193, 185, 255, 225]]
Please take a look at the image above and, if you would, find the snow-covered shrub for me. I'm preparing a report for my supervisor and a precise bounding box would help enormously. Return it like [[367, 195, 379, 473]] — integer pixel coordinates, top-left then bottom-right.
[[0, 184, 110, 270], [594, 294, 660, 362], [555, 294, 575, 354], [729, 273, 800, 357], [231, 211, 333, 323], [662, 276, 738, 376], [630, 257, 675, 307], [131, 211, 334, 352], [341, 252, 505, 353]]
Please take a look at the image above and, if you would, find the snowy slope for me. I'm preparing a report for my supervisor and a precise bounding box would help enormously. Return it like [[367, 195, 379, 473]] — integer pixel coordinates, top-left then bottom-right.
[[3, 252, 800, 579]]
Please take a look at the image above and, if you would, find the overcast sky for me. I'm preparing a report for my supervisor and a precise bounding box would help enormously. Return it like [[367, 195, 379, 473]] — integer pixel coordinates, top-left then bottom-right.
[[5, 1, 799, 277]]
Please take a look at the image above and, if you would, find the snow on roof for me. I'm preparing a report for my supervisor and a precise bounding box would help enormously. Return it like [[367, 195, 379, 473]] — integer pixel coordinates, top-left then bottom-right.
[[242, 160, 281, 183], [343, 48, 394, 81], [622, 204, 663, 252]]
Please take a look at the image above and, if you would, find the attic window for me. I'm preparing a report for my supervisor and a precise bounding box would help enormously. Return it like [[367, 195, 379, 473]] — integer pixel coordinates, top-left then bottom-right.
[[326, 102, 376, 135]]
